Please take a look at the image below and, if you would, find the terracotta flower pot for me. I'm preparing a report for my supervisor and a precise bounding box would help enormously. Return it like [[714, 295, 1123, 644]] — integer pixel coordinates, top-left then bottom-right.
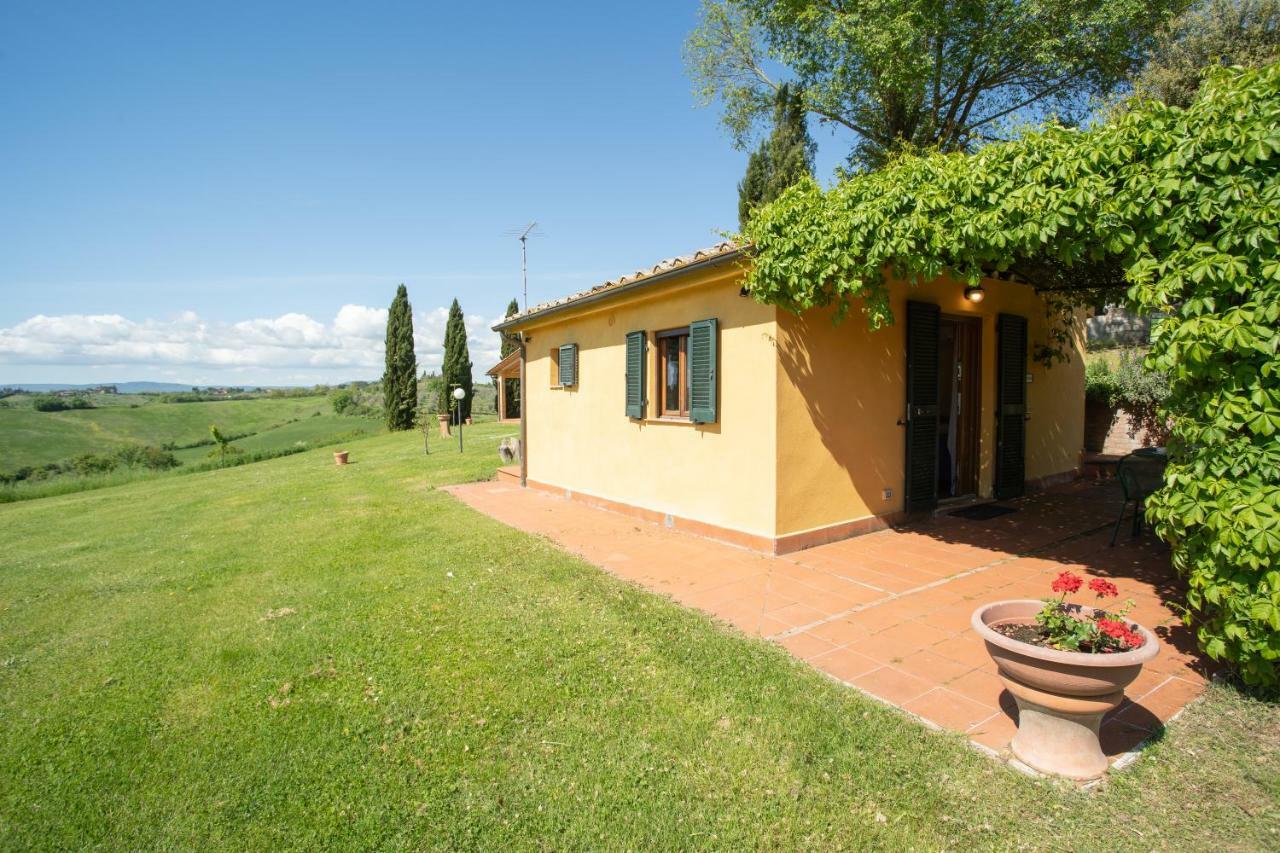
[[972, 600, 1159, 780], [333, 450, 349, 465], [437, 413, 451, 438]]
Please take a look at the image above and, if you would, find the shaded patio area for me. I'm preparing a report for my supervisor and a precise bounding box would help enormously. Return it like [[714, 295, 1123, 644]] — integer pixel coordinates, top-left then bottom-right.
[[445, 478, 1208, 768]]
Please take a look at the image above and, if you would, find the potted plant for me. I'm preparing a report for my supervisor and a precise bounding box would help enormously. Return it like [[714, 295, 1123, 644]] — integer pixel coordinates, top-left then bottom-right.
[[437, 413, 451, 438], [971, 572, 1158, 780], [333, 450, 349, 465]]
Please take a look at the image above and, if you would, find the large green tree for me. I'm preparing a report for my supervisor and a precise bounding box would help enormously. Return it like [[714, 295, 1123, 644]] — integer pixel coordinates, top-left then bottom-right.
[[382, 284, 417, 431], [687, 0, 1189, 168], [498, 298, 521, 418], [741, 64, 1280, 685], [738, 83, 815, 228], [1133, 0, 1280, 106], [439, 299, 474, 421]]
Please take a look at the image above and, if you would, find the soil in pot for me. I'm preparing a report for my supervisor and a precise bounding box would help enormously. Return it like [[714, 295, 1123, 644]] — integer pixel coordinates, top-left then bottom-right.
[[991, 621, 1145, 654]]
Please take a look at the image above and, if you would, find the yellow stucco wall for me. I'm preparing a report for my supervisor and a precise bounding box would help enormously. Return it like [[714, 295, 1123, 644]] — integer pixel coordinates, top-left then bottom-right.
[[774, 276, 1085, 537], [518, 265, 780, 537], [510, 264, 1084, 542]]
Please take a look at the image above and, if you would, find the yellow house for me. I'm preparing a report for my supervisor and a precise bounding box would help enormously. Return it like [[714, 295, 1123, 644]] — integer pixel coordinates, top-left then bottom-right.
[[493, 242, 1084, 554]]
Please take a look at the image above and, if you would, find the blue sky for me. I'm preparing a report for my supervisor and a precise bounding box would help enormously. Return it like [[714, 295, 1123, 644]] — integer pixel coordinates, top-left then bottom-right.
[[0, 1, 849, 385]]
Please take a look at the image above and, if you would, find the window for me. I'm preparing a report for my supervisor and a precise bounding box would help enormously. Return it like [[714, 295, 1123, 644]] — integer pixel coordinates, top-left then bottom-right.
[[551, 344, 577, 388], [622, 319, 716, 424], [656, 328, 689, 418]]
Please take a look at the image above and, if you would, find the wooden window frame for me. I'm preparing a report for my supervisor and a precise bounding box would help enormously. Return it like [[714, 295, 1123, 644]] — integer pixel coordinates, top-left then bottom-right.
[[656, 327, 690, 419]]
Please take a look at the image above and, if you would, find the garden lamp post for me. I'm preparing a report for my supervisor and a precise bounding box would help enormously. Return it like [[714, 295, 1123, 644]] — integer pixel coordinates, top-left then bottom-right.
[[452, 386, 466, 453]]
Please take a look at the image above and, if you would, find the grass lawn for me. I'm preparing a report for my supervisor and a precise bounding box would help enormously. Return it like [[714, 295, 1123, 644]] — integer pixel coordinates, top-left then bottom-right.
[[1, 425, 1276, 849], [170, 413, 384, 464]]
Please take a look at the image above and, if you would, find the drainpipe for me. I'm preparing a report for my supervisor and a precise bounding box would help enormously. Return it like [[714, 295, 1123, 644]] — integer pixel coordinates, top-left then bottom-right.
[[518, 334, 527, 488]]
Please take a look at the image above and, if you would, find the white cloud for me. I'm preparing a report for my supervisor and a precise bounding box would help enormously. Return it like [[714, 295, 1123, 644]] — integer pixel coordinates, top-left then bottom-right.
[[0, 305, 504, 386]]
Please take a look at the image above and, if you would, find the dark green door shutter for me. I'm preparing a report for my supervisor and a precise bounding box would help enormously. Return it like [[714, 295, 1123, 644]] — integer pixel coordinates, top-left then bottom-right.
[[995, 314, 1028, 499], [689, 318, 717, 423], [905, 301, 940, 513], [624, 331, 645, 418], [558, 344, 577, 387]]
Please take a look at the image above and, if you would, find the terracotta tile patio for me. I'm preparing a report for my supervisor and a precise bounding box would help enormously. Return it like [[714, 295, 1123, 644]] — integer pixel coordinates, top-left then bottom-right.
[[445, 478, 1209, 768]]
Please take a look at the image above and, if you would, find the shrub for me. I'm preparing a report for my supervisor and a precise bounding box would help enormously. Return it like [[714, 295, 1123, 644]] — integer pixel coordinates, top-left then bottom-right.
[[31, 395, 92, 412], [114, 445, 180, 471], [70, 453, 117, 476], [1086, 350, 1173, 442], [330, 388, 357, 415], [1085, 359, 1121, 405]]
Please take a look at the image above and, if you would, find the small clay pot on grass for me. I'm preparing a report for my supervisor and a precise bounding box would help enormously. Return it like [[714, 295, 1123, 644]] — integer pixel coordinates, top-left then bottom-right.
[[333, 450, 349, 465]]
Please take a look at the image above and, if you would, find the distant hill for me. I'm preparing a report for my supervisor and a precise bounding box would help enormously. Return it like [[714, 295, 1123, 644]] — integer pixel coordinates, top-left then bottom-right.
[[3, 381, 379, 394], [7, 382, 198, 394]]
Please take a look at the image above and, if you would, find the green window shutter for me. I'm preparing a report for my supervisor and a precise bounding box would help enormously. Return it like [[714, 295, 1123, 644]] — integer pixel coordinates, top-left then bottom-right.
[[558, 344, 577, 387], [688, 318, 717, 423], [904, 301, 940, 513], [624, 331, 645, 418], [995, 313, 1028, 500]]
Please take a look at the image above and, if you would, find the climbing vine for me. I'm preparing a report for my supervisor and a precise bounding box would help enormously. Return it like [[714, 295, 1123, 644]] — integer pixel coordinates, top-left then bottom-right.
[[742, 64, 1280, 685]]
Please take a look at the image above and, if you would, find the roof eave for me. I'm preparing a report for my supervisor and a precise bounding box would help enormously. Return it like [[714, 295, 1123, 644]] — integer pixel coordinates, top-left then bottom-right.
[[492, 247, 743, 333]]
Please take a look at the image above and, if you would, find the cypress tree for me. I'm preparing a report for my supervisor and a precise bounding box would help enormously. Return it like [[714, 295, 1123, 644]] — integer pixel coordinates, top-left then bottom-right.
[[737, 83, 815, 229], [737, 143, 769, 230], [439, 299, 474, 421], [382, 283, 418, 431], [498, 298, 520, 418]]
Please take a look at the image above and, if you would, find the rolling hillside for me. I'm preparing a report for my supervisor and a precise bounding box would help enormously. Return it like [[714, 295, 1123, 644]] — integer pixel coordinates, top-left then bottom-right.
[[0, 393, 380, 473]]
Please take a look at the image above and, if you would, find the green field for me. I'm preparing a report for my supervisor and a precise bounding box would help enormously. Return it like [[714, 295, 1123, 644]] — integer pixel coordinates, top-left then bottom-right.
[[0, 394, 380, 473], [170, 413, 384, 464], [0, 426, 1275, 848]]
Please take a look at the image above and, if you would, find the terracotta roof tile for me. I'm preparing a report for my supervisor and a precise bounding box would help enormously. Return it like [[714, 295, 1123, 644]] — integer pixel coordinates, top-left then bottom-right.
[[493, 240, 741, 330]]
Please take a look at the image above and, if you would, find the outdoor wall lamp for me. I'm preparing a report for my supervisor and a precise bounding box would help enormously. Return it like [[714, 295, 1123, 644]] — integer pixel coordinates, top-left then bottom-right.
[[452, 386, 466, 453], [964, 284, 986, 303]]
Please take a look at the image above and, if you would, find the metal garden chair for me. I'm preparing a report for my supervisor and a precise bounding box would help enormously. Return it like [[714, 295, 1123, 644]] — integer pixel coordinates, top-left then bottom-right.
[[1110, 450, 1166, 546]]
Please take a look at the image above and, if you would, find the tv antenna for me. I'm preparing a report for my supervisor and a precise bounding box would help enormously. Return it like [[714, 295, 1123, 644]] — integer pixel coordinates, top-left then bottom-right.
[[505, 221, 541, 310]]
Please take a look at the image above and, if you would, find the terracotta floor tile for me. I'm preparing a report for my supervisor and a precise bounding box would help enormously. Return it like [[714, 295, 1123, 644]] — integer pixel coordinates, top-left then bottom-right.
[[762, 602, 829, 631], [946, 668, 1006, 708], [807, 616, 874, 647], [1100, 720, 1153, 756], [842, 600, 921, 633], [851, 666, 934, 705], [967, 711, 1017, 753], [928, 601, 984, 634], [777, 630, 838, 661], [756, 615, 794, 638], [811, 647, 883, 683], [896, 648, 977, 684], [848, 630, 914, 666], [894, 585, 967, 614], [904, 688, 999, 731], [1120, 667, 1173, 703], [931, 631, 994, 669], [1127, 676, 1205, 724], [873, 619, 957, 650]]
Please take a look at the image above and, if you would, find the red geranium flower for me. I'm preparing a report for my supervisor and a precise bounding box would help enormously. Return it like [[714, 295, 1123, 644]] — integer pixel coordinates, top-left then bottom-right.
[[1097, 618, 1128, 639], [1088, 578, 1119, 598], [1097, 618, 1144, 650], [1051, 571, 1083, 594]]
